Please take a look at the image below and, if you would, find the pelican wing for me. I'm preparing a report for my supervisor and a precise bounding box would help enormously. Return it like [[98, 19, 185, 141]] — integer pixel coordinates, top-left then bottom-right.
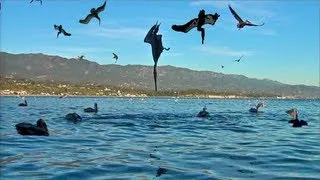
[[30, 0, 34, 3], [96, 1, 107, 14], [61, 29, 71, 36], [228, 5, 243, 23], [246, 22, 265, 26], [112, 53, 118, 60], [54, 25, 59, 30], [172, 18, 198, 33], [79, 14, 95, 24]]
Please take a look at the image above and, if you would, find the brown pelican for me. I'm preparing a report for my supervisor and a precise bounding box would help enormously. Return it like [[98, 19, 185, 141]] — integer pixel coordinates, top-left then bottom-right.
[[54, 25, 71, 38], [234, 55, 244, 62], [16, 119, 49, 136], [286, 108, 308, 127], [79, 1, 106, 26], [144, 21, 170, 92], [172, 11, 220, 44], [18, 100, 27, 106], [197, 107, 209, 117], [112, 53, 118, 63], [30, 0, 42, 5], [228, 4, 264, 30], [84, 103, 98, 113], [249, 102, 263, 113], [77, 55, 85, 60], [65, 113, 82, 123]]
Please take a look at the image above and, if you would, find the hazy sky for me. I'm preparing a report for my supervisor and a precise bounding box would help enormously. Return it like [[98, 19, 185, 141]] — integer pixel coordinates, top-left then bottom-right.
[[1, 0, 319, 86]]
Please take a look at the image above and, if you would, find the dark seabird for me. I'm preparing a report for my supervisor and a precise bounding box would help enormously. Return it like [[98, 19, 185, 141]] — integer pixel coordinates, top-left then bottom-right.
[[221, 65, 224, 68], [30, 0, 42, 5], [65, 113, 82, 123], [77, 55, 85, 60], [197, 107, 209, 117], [249, 102, 263, 113], [18, 100, 28, 106], [234, 54, 244, 62], [112, 53, 118, 63], [156, 167, 167, 177], [84, 103, 98, 113], [16, 119, 49, 136], [286, 108, 308, 127], [144, 21, 170, 92], [79, 1, 106, 26], [54, 25, 71, 38], [228, 4, 264, 30], [172, 10, 220, 44]]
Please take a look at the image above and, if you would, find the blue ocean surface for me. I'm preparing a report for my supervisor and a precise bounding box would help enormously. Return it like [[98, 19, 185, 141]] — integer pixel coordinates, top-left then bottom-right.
[[0, 96, 319, 179]]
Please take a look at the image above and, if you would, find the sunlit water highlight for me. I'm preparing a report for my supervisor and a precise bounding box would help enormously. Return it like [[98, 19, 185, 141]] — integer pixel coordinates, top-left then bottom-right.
[[1, 97, 319, 179]]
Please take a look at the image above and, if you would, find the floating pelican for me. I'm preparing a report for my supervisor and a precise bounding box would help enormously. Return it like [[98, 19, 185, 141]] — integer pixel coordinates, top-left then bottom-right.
[[286, 108, 308, 127], [79, 1, 106, 26], [16, 119, 49, 136], [54, 25, 71, 38], [249, 102, 263, 113], [228, 4, 264, 30], [84, 103, 98, 113], [65, 113, 82, 123], [18, 100, 28, 106], [197, 107, 209, 117]]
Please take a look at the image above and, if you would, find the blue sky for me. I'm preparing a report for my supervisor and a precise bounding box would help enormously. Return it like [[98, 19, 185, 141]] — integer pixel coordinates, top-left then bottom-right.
[[1, 0, 319, 86]]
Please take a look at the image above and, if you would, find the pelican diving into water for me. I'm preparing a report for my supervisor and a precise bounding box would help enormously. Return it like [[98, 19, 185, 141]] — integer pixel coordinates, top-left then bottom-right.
[[228, 4, 264, 30], [54, 25, 71, 38], [144, 21, 170, 92], [112, 53, 118, 63], [79, 1, 106, 26]]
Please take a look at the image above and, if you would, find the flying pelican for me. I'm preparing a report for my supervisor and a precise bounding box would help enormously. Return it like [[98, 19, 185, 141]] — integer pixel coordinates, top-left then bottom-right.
[[79, 1, 106, 26], [221, 65, 224, 68], [234, 55, 244, 62], [228, 4, 264, 30], [112, 53, 118, 63], [54, 25, 71, 38], [30, 0, 42, 5], [77, 55, 85, 60]]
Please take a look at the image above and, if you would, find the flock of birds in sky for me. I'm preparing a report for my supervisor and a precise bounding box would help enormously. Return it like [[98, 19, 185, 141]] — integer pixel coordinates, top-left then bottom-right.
[[12, 1, 310, 132], [27, 0, 266, 92]]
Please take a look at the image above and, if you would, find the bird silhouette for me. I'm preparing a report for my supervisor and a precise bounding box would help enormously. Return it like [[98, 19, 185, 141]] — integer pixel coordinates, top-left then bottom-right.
[[30, 0, 42, 5], [79, 1, 106, 26], [234, 55, 244, 62], [228, 4, 264, 30], [77, 55, 85, 60], [172, 12, 220, 44], [54, 25, 71, 38], [112, 53, 118, 63], [144, 21, 170, 92], [221, 65, 224, 68]]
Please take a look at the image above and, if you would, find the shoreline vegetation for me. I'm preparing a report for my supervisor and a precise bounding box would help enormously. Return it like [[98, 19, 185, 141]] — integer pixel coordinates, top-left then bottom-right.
[[0, 77, 316, 99]]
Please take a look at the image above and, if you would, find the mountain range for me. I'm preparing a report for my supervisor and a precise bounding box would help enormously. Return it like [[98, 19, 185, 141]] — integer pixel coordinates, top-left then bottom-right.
[[0, 51, 319, 98]]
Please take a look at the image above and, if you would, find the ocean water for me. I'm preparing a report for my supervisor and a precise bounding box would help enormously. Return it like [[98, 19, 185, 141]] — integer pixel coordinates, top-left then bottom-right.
[[0, 96, 319, 179]]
